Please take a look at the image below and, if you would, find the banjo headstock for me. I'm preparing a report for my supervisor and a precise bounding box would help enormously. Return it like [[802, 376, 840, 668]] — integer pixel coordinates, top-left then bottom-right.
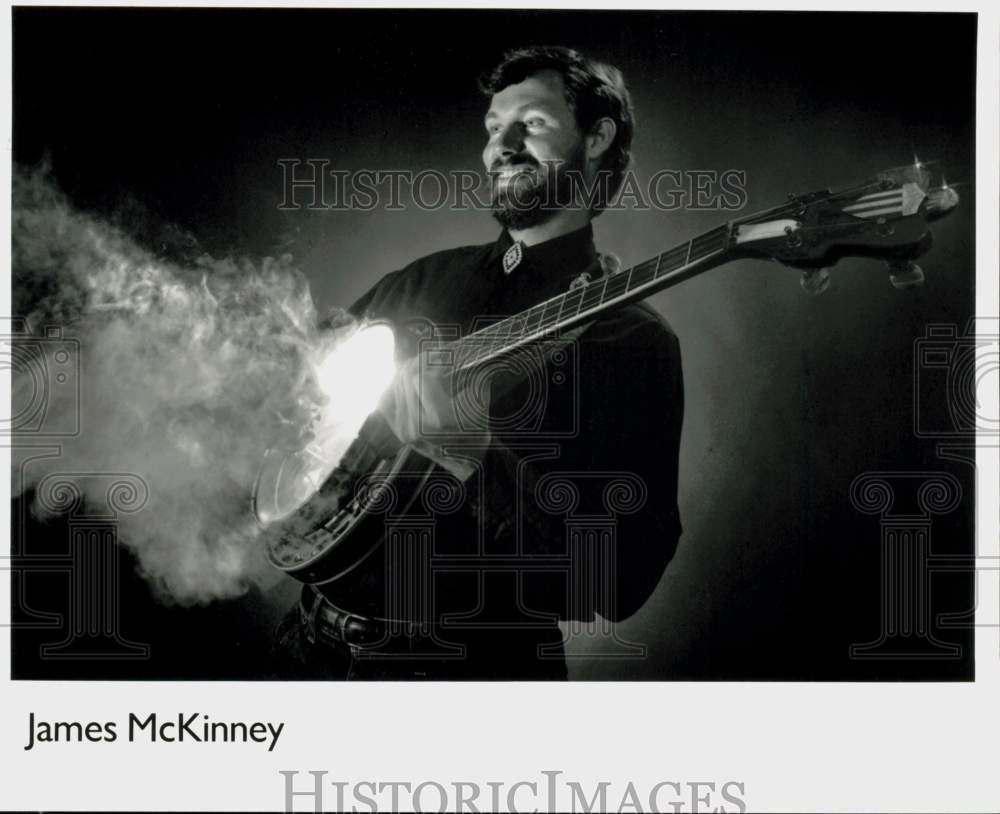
[[732, 162, 960, 294]]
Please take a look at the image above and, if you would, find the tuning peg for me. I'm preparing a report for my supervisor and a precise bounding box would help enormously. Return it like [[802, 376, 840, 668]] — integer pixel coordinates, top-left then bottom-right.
[[887, 260, 925, 289], [800, 268, 831, 296], [926, 178, 960, 221]]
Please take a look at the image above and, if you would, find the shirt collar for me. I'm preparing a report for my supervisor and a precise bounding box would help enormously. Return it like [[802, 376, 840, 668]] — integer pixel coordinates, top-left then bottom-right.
[[490, 223, 599, 283]]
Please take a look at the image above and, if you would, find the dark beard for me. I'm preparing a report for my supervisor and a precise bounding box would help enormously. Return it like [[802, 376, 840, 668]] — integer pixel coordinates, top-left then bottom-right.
[[490, 146, 587, 230]]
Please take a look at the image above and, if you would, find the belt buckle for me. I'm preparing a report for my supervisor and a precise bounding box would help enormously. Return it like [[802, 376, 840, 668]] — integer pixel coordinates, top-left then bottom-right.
[[299, 586, 408, 654]]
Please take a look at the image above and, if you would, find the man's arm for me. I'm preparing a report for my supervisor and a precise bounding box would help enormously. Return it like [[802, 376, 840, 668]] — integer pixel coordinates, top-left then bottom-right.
[[481, 305, 684, 623]]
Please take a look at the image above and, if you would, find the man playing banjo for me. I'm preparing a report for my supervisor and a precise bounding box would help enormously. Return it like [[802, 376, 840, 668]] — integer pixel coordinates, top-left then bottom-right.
[[274, 45, 684, 679]]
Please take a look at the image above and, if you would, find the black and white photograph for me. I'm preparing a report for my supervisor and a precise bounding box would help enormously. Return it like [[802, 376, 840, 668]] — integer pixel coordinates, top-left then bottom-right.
[[2, 4, 997, 813]]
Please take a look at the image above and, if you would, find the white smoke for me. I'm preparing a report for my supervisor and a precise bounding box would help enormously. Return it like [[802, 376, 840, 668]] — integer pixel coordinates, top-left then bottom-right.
[[11, 167, 351, 605]]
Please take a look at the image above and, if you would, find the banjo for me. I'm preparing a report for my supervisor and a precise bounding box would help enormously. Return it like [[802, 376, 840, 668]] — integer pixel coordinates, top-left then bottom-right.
[[253, 162, 959, 585]]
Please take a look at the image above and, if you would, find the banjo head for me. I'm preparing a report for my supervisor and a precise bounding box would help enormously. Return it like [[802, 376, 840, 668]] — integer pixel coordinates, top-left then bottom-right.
[[251, 321, 430, 584]]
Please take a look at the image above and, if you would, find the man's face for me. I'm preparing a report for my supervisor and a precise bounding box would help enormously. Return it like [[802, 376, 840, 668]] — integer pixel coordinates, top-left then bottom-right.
[[482, 69, 588, 229]]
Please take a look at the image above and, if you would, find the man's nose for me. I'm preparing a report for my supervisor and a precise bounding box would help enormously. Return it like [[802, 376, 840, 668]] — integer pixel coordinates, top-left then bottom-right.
[[491, 122, 526, 162]]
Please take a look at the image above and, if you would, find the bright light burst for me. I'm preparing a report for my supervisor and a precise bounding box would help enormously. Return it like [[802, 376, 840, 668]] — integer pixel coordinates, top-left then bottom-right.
[[254, 322, 398, 525], [314, 322, 397, 424]]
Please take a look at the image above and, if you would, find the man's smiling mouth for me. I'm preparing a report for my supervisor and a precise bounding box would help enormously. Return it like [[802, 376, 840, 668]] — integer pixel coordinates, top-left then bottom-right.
[[493, 164, 537, 179]]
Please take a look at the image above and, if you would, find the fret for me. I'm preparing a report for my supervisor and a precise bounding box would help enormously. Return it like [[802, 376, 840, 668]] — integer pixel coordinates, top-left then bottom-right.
[[605, 271, 630, 302], [519, 309, 534, 337], [640, 257, 659, 285], [470, 316, 508, 364], [455, 338, 478, 369], [525, 303, 545, 335], [479, 324, 494, 360], [467, 322, 488, 348], [689, 239, 714, 260], [690, 225, 727, 262], [553, 290, 567, 331], [475, 317, 503, 339], [563, 287, 585, 319], [575, 274, 611, 316], [468, 321, 494, 358], [659, 245, 688, 275], [628, 257, 654, 290], [508, 314, 525, 341], [500, 313, 515, 349], [540, 297, 562, 332], [579, 280, 604, 312], [487, 317, 508, 358], [480, 328, 498, 364]]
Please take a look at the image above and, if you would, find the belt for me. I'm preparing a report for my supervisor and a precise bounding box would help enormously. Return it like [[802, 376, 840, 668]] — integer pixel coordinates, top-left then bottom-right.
[[299, 585, 387, 648]]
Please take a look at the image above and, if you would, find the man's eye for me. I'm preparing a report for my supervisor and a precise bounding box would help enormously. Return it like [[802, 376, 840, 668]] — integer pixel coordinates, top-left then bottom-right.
[[524, 118, 544, 128]]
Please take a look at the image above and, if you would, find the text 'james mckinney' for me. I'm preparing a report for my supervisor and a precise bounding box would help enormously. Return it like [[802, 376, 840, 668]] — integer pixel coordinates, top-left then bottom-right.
[[23, 712, 285, 752]]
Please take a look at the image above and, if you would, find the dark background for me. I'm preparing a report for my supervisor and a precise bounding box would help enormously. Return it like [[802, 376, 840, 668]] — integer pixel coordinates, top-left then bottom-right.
[[11, 8, 978, 679]]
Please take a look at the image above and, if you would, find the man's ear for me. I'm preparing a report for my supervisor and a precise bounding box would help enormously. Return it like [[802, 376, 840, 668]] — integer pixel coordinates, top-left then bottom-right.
[[585, 117, 617, 161]]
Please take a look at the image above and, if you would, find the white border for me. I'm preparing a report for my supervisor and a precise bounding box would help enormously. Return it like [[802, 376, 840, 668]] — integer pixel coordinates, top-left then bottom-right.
[[1, 2, 997, 812]]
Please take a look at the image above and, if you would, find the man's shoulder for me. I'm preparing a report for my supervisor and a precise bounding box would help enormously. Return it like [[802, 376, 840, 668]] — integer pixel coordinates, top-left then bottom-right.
[[398, 240, 496, 276], [584, 300, 680, 348], [350, 239, 496, 318]]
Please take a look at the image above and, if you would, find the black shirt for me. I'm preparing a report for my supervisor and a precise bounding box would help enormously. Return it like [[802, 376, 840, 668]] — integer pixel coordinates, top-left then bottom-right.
[[316, 222, 684, 672]]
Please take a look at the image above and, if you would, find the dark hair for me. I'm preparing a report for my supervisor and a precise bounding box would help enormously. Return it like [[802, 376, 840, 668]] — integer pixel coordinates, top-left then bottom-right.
[[478, 45, 634, 214]]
